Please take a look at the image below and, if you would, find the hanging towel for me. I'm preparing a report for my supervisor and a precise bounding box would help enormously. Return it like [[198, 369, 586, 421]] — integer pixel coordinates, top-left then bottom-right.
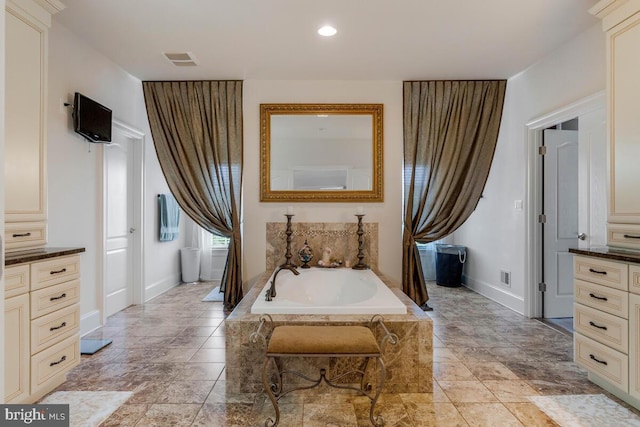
[[158, 194, 180, 241]]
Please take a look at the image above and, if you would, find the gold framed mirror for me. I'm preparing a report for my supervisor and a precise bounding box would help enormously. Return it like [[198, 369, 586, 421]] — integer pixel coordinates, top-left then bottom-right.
[[260, 103, 383, 202]]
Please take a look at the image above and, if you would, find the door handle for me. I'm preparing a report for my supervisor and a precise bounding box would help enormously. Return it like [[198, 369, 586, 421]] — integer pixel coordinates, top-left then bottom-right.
[[577, 233, 586, 240], [129, 227, 136, 234]]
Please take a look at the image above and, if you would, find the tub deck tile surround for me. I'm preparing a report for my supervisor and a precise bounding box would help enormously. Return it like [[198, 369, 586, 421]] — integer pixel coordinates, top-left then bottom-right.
[[225, 270, 433, 395], [266, 221, 379, 271]]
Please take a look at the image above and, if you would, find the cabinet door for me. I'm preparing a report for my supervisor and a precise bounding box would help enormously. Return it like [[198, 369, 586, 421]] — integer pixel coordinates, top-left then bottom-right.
[[4, 6, 47, 224], [4, 294, 30, 403], [608, 12, 640, 224], [630, 293, 640, 400]]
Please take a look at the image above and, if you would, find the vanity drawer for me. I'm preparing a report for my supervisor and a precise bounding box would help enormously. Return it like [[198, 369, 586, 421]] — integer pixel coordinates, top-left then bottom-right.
[[575, 256, 628, 291], [4, 222, 47, 251], [575, 279, 629, 318], [30, 279, 80, 319], [630, 265, 640, 295], [574, 303, 628, 354], [608, 223, 640, 251], [575, 333, 628, 392], [4, 264, 30, 298], [30, 335, 80, 397], [30, 255, 80, 291], [31, 304, 80, 355]]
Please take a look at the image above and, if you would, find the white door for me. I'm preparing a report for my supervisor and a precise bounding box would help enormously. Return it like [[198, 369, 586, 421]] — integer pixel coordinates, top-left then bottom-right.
[[543, 129, 579, 318], [104, 129, 135, 317], [578, 107, 607, 248]]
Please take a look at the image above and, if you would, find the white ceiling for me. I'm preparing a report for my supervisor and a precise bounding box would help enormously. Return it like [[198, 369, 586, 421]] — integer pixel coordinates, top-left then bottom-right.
[[54, 0, 600, 81]]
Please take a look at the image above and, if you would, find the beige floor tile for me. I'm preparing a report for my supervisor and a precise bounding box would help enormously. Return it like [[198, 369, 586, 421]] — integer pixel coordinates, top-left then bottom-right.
[[178, 362, 224, 381], [202, 336, 226, 349], [156, 380, 215, 404], [434, 347, 463, 363], [438, 381, 499, 403], [167, 334, 209, 348], [252, 402, 304, 427], [406, 402, 468, 426], [303, 403, 359, 427], [100, 404, 149, 427], [134, 403, 200, 427], [464, 361, 518, 380], [503, 402, 560, 427], [434, 362, 477, 381], [191, 402, 254, 427], [481, 380, 539, 403], [456, 402, 524, 427], [189, 347, 226, 362], [432, 381, 451, 402], [205, 381, 259, 404]]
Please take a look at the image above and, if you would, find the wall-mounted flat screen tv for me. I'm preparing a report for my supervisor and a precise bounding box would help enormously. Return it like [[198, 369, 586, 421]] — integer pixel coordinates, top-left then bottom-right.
[[73, 92, 112, 143]]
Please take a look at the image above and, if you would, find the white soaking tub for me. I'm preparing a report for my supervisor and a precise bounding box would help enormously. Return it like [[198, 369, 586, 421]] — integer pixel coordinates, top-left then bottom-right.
[[250, 267, 407, 315]]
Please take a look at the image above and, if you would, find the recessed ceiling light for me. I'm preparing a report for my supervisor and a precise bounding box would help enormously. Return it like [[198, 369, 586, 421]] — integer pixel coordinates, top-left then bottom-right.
[[318, 26, 337, 37]]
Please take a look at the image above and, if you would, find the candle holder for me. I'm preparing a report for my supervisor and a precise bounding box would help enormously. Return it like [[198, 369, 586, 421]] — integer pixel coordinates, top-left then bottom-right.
[[352, 214, 369, 270], [280, 214, 298, 269]]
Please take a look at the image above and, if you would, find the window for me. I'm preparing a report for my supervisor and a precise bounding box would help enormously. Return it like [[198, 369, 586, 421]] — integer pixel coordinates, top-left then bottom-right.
[[211, 234, 230, 248]]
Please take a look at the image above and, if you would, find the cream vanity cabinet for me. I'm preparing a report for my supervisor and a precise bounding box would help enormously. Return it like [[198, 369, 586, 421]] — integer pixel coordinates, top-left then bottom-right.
[[629, 264, 640, 400], [572, 252, 640, 408], [573, 255, 629, 392], [4, 0, 64, 250], [590, 0, 640, 250], [4, 250, 83, 404]]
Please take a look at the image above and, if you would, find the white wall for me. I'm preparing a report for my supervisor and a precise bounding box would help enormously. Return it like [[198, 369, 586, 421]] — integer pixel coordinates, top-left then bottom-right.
[[47, 21, 187, 333], [243, 81, 403, 286], [0, 0, 6, 401], [453, 23, 606, 314]]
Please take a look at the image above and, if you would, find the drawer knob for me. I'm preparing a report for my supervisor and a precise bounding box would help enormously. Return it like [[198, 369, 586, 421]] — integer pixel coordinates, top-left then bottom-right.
[[588, 268, 607, 275], [50, 268, 67, 275], [49, 322, 67, 332], [623, 234, 640, 240], [49, 355, 67, 367], [589, 293, 608, 301], [589, 321, 608, 331], [12, 232, 32, 238], [50, 293, 67, 302], [589, 354, 608, 365]]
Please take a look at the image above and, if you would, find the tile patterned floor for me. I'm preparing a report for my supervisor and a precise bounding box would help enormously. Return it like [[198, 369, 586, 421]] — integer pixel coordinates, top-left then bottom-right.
[[49, 281, 640, 426]]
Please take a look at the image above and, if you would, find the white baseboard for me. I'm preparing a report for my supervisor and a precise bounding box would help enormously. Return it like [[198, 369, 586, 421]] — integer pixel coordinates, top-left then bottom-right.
[[463, 276, 525, 315], [80, 309, 102, 337], [145, 275, 180, 302]]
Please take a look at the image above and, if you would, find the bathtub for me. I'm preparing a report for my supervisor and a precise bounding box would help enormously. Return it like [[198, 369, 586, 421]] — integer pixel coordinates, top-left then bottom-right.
[[250, 267, 407, 315]]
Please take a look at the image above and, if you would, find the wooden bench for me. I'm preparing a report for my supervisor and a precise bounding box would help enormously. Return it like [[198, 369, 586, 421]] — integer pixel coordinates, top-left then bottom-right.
[[260, 321, 395, 427]]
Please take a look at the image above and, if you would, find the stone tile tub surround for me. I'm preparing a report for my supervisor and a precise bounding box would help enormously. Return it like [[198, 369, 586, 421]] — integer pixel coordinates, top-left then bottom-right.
[[266, 221, 379, 271], [225, 271, 433, 395]]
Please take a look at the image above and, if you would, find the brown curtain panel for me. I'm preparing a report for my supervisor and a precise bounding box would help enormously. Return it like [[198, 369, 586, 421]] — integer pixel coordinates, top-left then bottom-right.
[[143, 80, 243, 311], [402, 80, 506, 309]]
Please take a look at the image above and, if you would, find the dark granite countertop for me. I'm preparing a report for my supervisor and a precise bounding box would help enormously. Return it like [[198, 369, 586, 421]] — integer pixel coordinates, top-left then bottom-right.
[[569, 247, 640, 264], [5, 247, 86, 266]]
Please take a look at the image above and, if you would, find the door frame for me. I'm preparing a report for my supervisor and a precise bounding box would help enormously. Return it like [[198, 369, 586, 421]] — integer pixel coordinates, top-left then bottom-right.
[[98, 119, 145, 324], [524, 91, 604, 318]]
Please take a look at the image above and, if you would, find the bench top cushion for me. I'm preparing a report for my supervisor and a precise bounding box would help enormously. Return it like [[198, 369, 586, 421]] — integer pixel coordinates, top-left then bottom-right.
[[267, 325, 380, 355]]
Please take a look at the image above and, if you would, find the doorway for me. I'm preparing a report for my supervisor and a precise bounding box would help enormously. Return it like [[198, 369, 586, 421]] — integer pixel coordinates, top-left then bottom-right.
[[525, 92, 606, 321], [100, 120, 144, 320]]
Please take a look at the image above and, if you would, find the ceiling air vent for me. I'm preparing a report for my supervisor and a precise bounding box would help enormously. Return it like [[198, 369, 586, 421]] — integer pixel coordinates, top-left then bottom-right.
[[163, 52, 199, 67]]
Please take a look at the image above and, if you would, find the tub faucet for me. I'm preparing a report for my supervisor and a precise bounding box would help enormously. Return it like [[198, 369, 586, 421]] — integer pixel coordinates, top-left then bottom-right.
[[266, 265, 299, 301]]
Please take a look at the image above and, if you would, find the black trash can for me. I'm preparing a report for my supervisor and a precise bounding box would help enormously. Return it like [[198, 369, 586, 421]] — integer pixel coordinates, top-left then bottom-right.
[[435, 244, 466, 287]]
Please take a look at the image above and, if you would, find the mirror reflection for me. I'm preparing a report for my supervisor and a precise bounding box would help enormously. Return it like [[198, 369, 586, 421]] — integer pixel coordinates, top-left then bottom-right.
[[260, 104, 383, 202], [270, 115, 373, 191]]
